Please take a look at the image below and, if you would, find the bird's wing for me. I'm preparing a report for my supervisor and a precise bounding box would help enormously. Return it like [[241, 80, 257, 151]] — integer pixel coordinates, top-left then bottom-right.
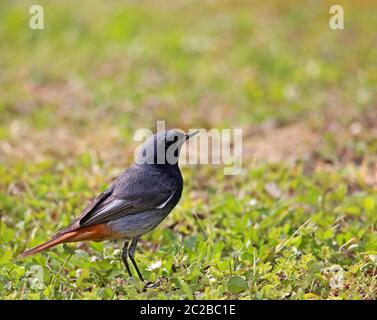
[[79, 185, 115, 217], [51, 185, 115, 239], [78, 165, 178, 227]]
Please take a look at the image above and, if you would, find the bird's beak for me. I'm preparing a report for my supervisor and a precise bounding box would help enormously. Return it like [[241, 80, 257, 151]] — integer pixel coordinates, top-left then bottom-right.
[[185, 130, 199, 140]]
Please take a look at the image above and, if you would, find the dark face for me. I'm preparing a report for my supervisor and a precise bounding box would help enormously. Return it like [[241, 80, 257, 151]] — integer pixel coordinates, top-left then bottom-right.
[[136, 130, 187, 166], [165, 134, 180, 159]]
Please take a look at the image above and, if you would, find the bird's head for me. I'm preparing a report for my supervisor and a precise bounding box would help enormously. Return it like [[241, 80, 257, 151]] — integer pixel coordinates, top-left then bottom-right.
[[136, 129, 198, 167]]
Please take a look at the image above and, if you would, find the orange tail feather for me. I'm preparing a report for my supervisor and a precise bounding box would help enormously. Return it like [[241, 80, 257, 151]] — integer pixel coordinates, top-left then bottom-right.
[[19, 232, 75, 258], [19, 223, 120, 258]]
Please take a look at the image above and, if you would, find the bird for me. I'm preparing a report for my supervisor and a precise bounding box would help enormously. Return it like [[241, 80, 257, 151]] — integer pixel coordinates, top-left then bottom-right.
[[20, 129, 198, 281]]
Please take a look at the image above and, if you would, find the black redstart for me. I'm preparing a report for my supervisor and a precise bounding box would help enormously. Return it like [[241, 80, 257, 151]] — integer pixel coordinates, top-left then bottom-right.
[[20, 129, 198, 281]]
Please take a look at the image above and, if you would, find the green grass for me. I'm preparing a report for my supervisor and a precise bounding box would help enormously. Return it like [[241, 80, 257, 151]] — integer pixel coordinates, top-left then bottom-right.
[[1, 0, 377, 299]]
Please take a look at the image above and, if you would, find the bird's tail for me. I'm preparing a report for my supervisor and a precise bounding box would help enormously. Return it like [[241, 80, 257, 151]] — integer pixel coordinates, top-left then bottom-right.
[[19, 223, 117, 258], [19, 232, 75, 258]]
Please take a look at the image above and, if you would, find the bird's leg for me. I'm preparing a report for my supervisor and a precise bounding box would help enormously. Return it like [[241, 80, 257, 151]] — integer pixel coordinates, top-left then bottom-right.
[[129, 237, 144, 281], [121, 241, 133, 278]]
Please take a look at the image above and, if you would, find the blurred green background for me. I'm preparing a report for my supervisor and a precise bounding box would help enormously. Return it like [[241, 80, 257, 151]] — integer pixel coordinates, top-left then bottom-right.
[[0, 0, 376, 299]]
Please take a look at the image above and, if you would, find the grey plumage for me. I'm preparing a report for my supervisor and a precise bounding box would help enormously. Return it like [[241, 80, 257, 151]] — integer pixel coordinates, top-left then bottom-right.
[[79, 163, 181, 228], [82, 162, 183, 237]]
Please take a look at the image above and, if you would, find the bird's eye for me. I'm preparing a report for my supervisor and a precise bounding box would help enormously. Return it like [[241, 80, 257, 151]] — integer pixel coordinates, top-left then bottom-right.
[[165, 136, 178, 148]]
